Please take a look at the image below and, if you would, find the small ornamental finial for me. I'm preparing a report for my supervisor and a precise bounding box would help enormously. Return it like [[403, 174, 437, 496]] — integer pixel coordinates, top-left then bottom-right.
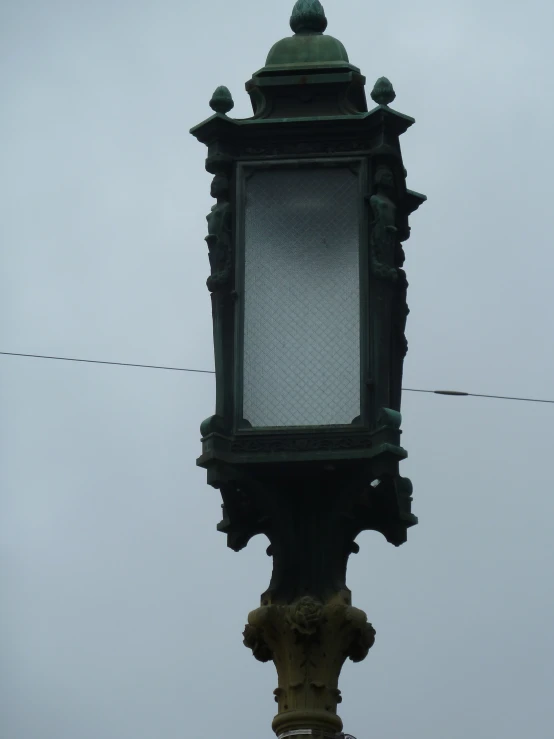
[[209, 86, 234, 115], [371, 77, 396, 106], [290, 0, 328, 34]]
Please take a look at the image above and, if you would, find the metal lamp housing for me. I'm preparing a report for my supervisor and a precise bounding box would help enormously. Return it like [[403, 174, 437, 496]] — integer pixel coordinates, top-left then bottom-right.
[[191, 13, 425, 549]]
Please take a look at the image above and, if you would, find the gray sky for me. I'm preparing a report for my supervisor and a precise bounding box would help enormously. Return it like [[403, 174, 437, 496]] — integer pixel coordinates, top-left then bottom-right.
[[2, 0, 554, 737]]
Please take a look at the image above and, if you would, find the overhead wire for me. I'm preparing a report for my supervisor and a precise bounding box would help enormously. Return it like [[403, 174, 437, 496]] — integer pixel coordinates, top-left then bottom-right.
[[1, 351, 553, 405], [402, 387, 554, 405], [0, 351, 214, 374]]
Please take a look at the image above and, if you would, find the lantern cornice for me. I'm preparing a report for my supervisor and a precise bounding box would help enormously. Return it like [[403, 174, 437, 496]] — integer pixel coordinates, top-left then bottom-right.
[[190, 105, 416, 146]]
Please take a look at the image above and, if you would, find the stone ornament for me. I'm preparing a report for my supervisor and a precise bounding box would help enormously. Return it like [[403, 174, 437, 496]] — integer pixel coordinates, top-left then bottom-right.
[[244, 597, 375, 735]]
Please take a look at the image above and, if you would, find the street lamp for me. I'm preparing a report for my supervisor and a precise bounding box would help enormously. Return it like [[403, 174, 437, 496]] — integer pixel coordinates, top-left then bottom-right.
[[190, 1, 425, 737]]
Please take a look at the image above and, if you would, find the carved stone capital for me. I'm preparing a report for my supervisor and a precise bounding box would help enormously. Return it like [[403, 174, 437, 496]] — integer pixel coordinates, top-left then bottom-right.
[[243, 597, 375, 736]]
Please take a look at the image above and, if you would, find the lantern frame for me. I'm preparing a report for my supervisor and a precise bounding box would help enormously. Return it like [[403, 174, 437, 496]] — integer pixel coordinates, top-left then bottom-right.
[[190, 15, 425, 544], [233, 156, 369, 434]]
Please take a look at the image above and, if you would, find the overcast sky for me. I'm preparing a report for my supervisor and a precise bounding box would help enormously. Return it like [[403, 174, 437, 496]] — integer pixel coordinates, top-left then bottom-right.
[[2, 0, 554, 737]]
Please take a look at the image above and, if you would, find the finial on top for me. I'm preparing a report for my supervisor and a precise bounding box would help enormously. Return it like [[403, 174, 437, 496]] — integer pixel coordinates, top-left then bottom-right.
[[290, 0, 328, 34], [209, 86, 234, 115], [370, 77, 396, 106]]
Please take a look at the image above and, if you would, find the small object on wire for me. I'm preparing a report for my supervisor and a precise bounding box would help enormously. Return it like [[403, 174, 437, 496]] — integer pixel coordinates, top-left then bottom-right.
[[403, 386, 554, 404]]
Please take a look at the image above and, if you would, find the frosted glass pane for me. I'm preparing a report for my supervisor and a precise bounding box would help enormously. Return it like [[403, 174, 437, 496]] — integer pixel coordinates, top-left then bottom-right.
[[242, 167, 360, 427]]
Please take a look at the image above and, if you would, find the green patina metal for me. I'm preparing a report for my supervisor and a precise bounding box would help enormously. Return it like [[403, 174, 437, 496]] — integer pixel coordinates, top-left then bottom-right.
[[254, 1, 356, 81], [190, 0, 426, 518], [189, 4, 426, 734], [371, 76, 396, 106], [209, 85, 234, 114], [290, 0, 328, 34], [265, 33, 350, 69], [266, 0, 349, 70]]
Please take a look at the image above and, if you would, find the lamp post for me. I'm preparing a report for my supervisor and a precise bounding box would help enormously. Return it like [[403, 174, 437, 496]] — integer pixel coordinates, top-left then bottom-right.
[[190, 1, 426, 736]]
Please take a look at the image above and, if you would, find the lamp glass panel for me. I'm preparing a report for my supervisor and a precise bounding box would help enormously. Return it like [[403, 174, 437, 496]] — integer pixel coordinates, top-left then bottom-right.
[[242, 167, 360, 427]]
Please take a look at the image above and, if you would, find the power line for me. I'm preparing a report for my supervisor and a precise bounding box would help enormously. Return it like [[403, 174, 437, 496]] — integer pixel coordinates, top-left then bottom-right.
[[1, 350, 553, 405], [403, 387, 554, 405], [0, 351, 214, 374]]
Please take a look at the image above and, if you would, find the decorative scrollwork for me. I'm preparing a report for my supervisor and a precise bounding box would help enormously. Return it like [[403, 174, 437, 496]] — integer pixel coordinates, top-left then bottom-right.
[[243, 623, 273, 662], [244, 600, 375, 726], [393, 269, 410, 357], [369, 165, 399, 282], [230, 435, 373, 454], [240, 140, 369, 158], [346, 619, 376, 663], [205, 174, 232, 292], [285, 597, 322, 638]]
